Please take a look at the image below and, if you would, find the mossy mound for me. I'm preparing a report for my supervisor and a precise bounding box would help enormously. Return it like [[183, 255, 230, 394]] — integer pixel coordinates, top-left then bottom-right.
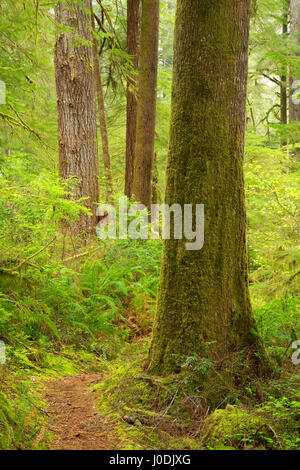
[[201, 404, 277, 450]]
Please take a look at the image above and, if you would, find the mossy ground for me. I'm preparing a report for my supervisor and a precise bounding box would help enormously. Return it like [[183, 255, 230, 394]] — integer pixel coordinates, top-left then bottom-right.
[[94, 340, 201, 450], [94, 341, 300, 450], [1, 337, 299, 450], [0, 239, 298, 450], [0, 346, 106, 449]]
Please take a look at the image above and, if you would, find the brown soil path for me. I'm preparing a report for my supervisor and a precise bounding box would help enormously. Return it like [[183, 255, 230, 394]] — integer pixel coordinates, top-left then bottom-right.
[[45, 374, 117, 450]]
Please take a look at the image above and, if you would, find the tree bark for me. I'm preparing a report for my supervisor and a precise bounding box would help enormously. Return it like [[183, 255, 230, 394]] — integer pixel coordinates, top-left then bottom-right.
[[132, 0, 159, 208], [147, 0, 270, 378], [280, 76, 288, 126], [125, 0, 141, 198], [289, 0, 300, 122], [152, 152, 159, 205], [54, 0, 99, 235], [92, 20, 114, 203], [280, 2, 289, 147]]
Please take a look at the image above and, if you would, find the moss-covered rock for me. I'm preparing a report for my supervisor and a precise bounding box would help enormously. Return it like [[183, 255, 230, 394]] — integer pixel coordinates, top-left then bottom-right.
[[201, 404, 277, 450]]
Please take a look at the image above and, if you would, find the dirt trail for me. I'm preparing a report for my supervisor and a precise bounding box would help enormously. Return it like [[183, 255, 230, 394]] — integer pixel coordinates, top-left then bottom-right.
[[45, 374, 117, 450]]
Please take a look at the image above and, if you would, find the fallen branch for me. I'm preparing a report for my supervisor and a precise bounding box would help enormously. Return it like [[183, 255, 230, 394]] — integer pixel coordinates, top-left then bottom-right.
[[1, 237, 56, 275], [121, 406, 173, 426], [63, 246, 100, 263]]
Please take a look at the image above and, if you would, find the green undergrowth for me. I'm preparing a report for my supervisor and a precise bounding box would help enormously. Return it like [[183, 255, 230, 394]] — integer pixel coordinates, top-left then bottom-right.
[[0, 346, 106, 450], [94, 340, 202, 450], [0, 153, 162, 377], [0, 235, 161, 449], [254, 297, 300, 365], [95, 342, 300, 450], [201, 399, 300, 450], [0, 147, 299, 449], [0, 367, 51, 449]]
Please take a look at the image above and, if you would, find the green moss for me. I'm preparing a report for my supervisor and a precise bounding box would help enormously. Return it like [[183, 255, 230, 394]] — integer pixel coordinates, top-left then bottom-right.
[[0, 373, 50, 450], [94, 343, 294, 450], [93, 343, 158, 448], [201, 405, 277, 450], [147, 0, 272, 380], [94, 342, 205, 450]]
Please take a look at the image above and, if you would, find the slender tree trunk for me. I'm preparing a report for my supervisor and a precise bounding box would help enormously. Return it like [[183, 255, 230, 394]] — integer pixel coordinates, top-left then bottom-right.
[[92, 21, 114, 203], [125, 0, 141, 198], [54, 0, 99, 235], [147, 0, 270, 379], [289, 0, 300, 123], [280, 3, 289, 140], [289, 0, 300, 164], [132, 0, 159, 208], [152, 152, 159, 205], [280, 76, 288, 126]]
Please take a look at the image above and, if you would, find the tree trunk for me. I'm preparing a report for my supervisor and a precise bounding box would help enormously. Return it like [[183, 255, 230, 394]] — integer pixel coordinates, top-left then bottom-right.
[[152, 152, 159, 205], [147, 0, 270, 378], [280, 76, 288, 126], [125, 0, 141, 198], [289, 0, 300, 123], [132, 0, 159, 208], [54, 0, 99, 235], [92, 20, 114, 203], [280, 2, 289, 147]]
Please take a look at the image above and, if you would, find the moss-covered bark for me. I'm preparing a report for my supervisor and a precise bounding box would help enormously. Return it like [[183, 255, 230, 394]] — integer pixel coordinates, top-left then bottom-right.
[[147, 0, 271, 377], [132, 0, 159, 208]]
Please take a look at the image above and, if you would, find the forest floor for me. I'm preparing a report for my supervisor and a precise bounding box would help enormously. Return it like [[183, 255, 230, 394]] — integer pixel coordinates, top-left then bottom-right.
[[2, 344, 299, 450], [45, 374, 118, 450]]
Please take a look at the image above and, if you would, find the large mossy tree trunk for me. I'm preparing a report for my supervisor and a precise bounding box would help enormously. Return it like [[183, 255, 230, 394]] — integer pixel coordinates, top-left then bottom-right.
[[132, 0, 159, 208], [147, 0, 270, 378], [54, 1, 99, 235], [125, 0, 141, 199]]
